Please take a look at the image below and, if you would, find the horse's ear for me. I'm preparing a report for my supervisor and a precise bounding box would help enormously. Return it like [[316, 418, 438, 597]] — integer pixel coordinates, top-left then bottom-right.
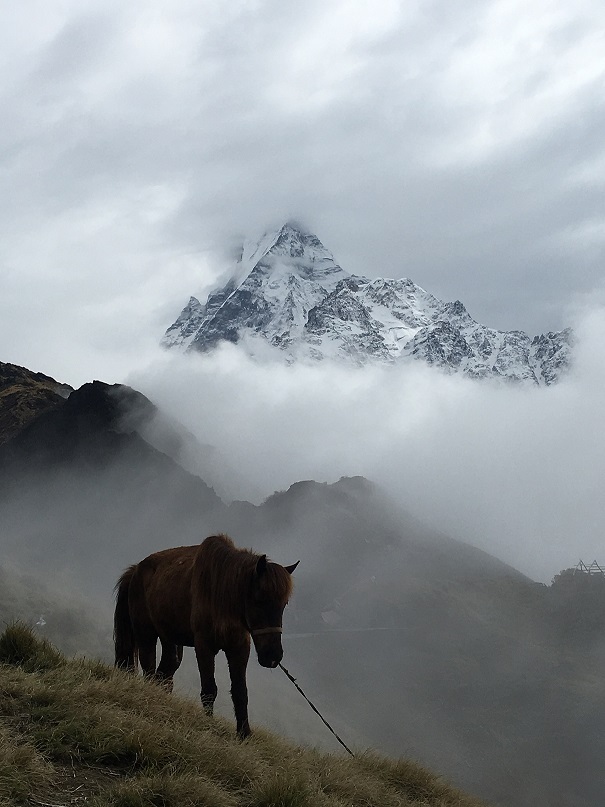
[[284, 561, 300, 575], [256, 555, 268, 577]]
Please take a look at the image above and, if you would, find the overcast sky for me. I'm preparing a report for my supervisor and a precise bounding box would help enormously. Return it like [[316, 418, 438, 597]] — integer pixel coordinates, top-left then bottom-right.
[[1, 0, 604, 386]]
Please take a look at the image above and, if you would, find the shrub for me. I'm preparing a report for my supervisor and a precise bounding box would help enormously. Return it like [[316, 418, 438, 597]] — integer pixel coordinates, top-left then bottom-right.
[[0, 622, 65, 671]]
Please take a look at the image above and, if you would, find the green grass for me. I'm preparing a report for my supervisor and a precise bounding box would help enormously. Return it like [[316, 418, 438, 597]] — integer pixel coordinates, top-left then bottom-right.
[[0, 624, 488, 807]]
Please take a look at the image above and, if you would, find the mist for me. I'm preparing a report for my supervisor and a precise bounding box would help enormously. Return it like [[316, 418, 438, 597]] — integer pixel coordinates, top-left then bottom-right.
[[128, 305, 605, 583]]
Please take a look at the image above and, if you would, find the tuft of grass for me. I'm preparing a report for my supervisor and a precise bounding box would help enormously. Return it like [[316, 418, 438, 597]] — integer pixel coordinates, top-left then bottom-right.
[[0, 723, 53, 801], [246, 770, 312, 807], [0, 621, 65, 671], [356, 752, 487, 806], [87, 772, 236, 807], [309, 752, 405, 807]]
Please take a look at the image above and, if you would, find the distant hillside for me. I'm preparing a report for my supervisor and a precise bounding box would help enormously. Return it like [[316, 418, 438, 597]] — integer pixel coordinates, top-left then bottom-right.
[[0, 379, 225, 592], [0, 360, 72, 444], [0, 624, 488, 807]]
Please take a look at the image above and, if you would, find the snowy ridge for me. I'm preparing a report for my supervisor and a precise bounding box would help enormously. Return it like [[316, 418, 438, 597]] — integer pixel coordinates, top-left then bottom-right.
[[162, 222, 572, 384]]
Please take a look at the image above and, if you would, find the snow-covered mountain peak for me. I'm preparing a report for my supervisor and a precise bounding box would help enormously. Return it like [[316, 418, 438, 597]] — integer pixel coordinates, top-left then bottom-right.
[[236, 228, 282, 280], [228, 222, 346, 290], [162, 224, 572, 384], [437, 300, 475, 325], [250, 221, 348, 287]]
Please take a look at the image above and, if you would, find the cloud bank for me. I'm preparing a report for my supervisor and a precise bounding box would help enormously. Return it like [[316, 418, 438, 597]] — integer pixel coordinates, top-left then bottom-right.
[[128, 305, 605, 584]]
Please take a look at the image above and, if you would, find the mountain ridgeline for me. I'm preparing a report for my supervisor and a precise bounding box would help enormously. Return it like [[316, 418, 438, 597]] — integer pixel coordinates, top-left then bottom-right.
[[163, 222, 572, 384]]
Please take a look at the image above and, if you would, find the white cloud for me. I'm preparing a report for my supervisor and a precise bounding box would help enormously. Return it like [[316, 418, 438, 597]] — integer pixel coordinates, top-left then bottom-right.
[[432, 0, 605, 163], [264, 0, 404, 113]]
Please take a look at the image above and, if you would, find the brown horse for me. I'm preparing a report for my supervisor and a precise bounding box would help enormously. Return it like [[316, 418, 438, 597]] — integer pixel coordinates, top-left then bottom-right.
[[113, 534, 298, 738]]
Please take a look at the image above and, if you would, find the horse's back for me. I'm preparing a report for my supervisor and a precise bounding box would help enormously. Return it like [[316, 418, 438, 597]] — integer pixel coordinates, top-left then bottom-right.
[[138, 544, 200, 571]]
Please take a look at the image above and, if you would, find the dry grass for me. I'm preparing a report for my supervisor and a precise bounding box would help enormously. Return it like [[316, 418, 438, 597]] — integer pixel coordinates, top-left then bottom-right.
[[0, 624, 489, 807], [0, 723, 53, 803]]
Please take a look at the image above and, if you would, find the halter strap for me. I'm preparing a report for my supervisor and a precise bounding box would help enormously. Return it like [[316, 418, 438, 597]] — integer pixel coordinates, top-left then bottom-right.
[[250, 626, 283, 636]]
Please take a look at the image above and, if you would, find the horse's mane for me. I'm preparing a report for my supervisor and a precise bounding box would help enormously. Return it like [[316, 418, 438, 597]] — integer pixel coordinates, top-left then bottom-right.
[[195, 534, 293, 639]]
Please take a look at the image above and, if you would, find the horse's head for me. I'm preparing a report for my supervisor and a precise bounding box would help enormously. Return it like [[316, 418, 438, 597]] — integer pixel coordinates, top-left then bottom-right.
[[246, 555, 298, 668]]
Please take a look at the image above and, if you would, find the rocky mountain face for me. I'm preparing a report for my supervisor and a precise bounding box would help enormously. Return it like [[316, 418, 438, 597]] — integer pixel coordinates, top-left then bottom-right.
[[0, 361, 72, 444], [163, 223, 572, 384]]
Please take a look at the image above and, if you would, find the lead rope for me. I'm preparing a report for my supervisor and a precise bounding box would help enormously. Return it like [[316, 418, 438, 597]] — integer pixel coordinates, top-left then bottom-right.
[[278, 663, 354, 757]]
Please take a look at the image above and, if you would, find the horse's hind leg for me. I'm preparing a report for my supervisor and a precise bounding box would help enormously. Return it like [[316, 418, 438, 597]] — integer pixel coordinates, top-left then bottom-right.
[[155, 641, 183, 693], [137, 635, 157, 680]]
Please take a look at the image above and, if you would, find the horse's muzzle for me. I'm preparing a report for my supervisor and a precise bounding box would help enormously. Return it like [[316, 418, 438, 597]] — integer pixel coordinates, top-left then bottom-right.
[[256, 646, 283, 668], [251, 625, 283, 668], [253, 632, 284, 668]]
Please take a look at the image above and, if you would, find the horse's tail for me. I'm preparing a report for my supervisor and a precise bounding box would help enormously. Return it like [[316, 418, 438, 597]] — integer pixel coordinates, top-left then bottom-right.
[[114, 565, 137, 670]]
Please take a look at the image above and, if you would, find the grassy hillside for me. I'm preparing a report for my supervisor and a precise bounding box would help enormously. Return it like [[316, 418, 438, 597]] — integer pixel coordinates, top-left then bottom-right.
[[0, 624, 487, 807]]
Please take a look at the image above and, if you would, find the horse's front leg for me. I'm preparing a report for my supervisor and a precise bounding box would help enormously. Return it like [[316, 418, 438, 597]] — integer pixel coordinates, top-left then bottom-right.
[[225, 640, 251, 739], [194, 638, 218, 715]]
